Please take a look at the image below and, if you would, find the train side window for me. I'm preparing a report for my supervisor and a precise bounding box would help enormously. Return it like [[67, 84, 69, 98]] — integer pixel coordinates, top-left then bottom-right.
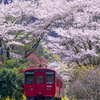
[[37, 76, 43, 84], [25, 71, 34, 84]]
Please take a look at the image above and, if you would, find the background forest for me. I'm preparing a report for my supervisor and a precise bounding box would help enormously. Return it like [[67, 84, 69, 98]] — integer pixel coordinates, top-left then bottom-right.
[[0, 0, 100, 100]]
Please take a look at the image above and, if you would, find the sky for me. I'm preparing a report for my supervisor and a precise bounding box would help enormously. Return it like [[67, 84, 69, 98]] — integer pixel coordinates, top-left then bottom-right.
[[0, 0, 13, 4]]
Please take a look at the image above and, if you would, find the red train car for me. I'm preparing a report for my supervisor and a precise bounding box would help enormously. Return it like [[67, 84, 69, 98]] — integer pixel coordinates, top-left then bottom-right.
[[23, 68, 64, 100]]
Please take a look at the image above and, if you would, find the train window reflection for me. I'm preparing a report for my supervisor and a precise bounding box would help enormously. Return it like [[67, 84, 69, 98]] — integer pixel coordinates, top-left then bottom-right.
[[25, 71, 34, 84], [25, 74, 34, 84], [46, 74, 54, 84]]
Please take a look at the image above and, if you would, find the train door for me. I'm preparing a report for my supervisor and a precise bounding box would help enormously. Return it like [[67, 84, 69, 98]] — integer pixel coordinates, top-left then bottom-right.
[[35, 69, 45, 96]]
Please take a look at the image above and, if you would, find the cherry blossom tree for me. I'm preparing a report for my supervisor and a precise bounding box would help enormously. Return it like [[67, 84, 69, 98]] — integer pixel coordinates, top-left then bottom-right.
[[48, 62, 74, 81], [0, 0, 77, 62], [0, 0, 100, 67], [0, 0, 51, 61], [0, 0, 73, 61], [45, 0, 100, 66]]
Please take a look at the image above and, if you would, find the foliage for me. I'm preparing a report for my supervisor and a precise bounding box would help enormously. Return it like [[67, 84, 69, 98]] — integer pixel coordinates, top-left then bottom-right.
[[38, 46, 61, 62], [71, 65, 89, 81], [0, 69, 19, 99], [27, 53, 47, 68], [0, 59, 26, 100], [26, 46, 61, 68], [3, 60, 21, 69], [14, 73, 24, 100]]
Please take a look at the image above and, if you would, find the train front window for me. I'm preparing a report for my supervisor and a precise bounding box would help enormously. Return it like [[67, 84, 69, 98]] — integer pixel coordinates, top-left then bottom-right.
[[46, 70, 55, 84], [25, 71, 34, 84]]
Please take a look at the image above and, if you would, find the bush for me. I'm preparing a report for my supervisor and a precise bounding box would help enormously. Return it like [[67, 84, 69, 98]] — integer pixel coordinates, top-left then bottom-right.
[[69, 67, 100, 100], [0, 68, 24, 100], [0, 69, 19, 99]]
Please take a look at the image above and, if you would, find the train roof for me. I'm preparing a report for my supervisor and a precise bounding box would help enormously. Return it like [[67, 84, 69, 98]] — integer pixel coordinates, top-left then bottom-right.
[[23, 67, 56, 72]]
